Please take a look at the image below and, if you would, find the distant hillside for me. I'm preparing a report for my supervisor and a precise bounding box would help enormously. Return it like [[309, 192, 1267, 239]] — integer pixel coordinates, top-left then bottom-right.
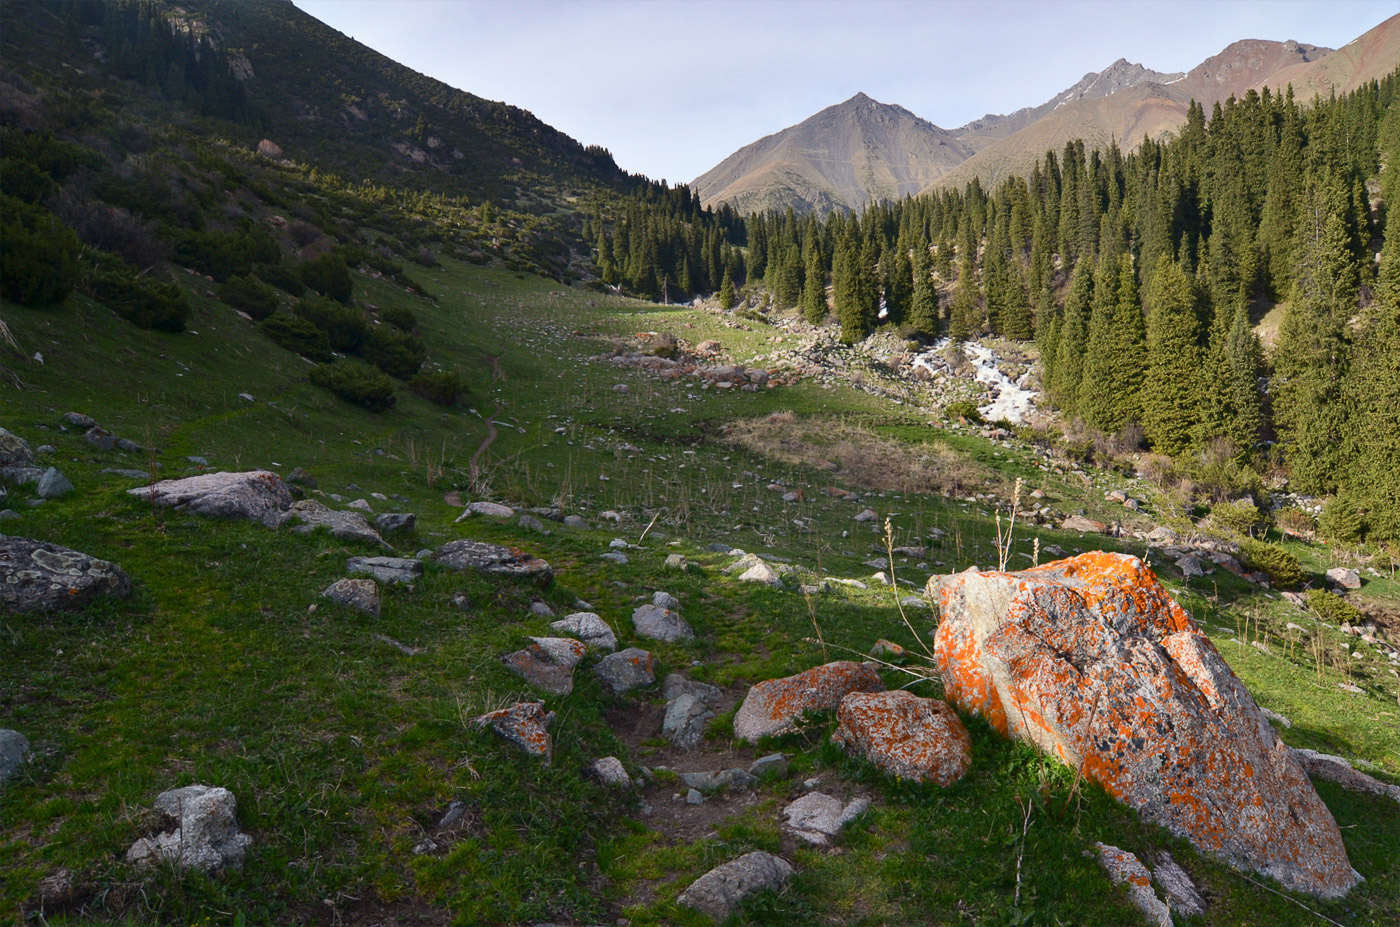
[[692, 93, 974, 215], [0, 0, 635, 204]]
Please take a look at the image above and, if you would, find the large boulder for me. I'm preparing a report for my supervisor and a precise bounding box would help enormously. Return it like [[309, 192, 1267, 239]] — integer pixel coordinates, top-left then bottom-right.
[[128, 471, 291, 522], [125, 785, 252, 873], [733, 661, 884, 743], [934, 552, 1358, 898], [0, 536, 132, 613], [832, 690, 971, 785], [631, 603, 694, 642], [433, 540, 553, 585], [677, 851, 793, 922]]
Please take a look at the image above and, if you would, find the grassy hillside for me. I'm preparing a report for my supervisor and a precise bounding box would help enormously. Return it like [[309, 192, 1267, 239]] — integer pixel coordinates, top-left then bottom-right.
[[3, 249, 1398, 925]]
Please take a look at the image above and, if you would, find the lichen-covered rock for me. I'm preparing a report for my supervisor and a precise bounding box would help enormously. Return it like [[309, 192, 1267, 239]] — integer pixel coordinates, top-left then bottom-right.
[[475, 701, 552, 761], [781, 792, 870, 845], [590, 756, 630, 787], [346, 555, 422, 584], [501, 638, 585, 695], [1152, 850, 1207, 918], [631, 603, 694, 641], [593, 647, 656, 695], [549, 612, 617, 650], [1093, 844, 1172, 927], [832, 690, 971, 785], [935, 552, 1358, 898], [125, 785, 252, 873], [677, 851, 793, 922], [275, 500, 387, 547], [1062, 514, 1109, 534], [1292, 747, 1400, 805], [433, 540, 553, 585], [321, 578, 380, 616], [0, 536, 132, 613], [733, 661, 884, 743], [374, 512, 416, 533], [128, 470, 292, 522], [0, 427, 34, 467]]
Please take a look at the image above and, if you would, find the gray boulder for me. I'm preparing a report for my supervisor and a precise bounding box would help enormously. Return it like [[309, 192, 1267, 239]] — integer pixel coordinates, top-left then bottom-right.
[[0, 536, 132, 613], [375, 512, 416, 533], [129, 471, 292, 522], [433, 540, 553, 585], [1326, 567, 1362, 590], [35, 468, 74, 500], [84, 427, 117, 451], [662, 693, 715, 750], [590, 756, 630, 787], [677, 851, 793, 922], [0, 729, 31, 784], [125, 785, 253, 873], [274, 500, 387, 547], [0, 427, 34, 467], [652, 590, 680, 610], [563, 515, 587, 529], [62, 412, 96, 429], [321, 578, 380, 616], [593, 647, 657, 695], [550, 612, 617, 650], [458, 500, 514, 520], [781, 792, 870, 845], [116, 438, 144, 454], [346, 555, 422, 584], [0, 466, 43, 486], [632, 603, 694, 642]]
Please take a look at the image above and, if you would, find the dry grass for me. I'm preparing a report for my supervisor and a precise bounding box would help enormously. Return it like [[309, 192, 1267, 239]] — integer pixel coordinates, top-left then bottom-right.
[[725, 410, 993, 496]]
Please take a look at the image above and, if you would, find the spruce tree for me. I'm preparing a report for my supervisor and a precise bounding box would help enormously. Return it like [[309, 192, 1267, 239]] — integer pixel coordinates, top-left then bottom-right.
[[1140, 256, 1201, 455], [1077, 251, 1121, 430], [1051, 264, 1091, 415], [800, 246, 827, 323], [718, 269, 735, 311], [834, 242, 873, 344], [906, 246, 939, 338]]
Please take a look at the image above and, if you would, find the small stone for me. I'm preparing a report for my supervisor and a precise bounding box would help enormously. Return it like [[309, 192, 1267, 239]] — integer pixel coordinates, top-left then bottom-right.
[[632, 603, 694, 641], [749, 753, 788, 778], [35, 467, 74, 499], [563, 515, 587, 529], [550, 612, 617, 650], [116, 438, 144, 453], [1062, 514, 1109, 534], [84, 427, 117, 451], [187, 455, 209, 466], [738, 560, 782, 586], [63, 412, 96, 429], [502, 642, 580, 696], [665, 553, 688, 569], [854, 508, 877, 523], [652, 590, 680, 610], [375, 512, 416, 532], [286, 467, 317, 488], [1093, 844, 1172, 927], [609, 538, 630, 549], [518, 514, 546, 532], [593, 647, 657, 695], [347, 498, 372, 511], [662, 693, 715, 750], [677, 851, 793, 922], [1152, 851, 1207, 918], [686, 788, 705, 805], [346, 555, 422, 584], [1326, 567, 1362, 590], [591, 757, 630, 787], [451, 592, 471, 611], [125, 785, 253, 873], [1260, 707, 1293, 729], [475, 702, 553, 761], [461, 500, 514, 519], [321, 578, 380, 616], [530, 600, 557, 618], [0, 729, 32, 784], [781, 792, 870, 845]]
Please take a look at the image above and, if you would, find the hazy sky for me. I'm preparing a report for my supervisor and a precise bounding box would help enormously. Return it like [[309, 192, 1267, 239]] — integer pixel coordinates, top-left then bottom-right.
[[294, 0, 1395, 184]]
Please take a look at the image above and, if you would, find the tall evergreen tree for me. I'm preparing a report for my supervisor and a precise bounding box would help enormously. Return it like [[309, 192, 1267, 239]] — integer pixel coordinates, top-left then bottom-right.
[[1141, 257, 1201, 455], [906, 246, 939, 338], [1051, 264, 1092, 415], [718, 268, 736, 311], [800, 246, 827, 323]]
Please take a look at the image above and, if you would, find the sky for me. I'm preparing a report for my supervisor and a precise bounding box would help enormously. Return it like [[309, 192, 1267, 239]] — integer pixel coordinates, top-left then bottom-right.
[[293, 0, 1396, 184]]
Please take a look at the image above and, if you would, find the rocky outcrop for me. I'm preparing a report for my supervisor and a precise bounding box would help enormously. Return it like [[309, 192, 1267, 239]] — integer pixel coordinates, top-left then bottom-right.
[[433, 540, 553, 585], [832, 690, 971, 785], [934, 552, 1358, 898], [128, 471, 291, 521], [125, 785, 253, 873], [1, 536, 132, 613], [733, 661, 884, 743], [677, 851, 793, 922]]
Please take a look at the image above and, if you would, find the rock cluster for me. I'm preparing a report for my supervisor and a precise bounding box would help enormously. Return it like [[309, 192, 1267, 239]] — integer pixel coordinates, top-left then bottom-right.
[[733, 661, 883, 743]]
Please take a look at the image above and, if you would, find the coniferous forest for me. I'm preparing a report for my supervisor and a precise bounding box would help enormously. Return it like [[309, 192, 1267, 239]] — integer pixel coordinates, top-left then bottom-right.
[[599, 75, 1400, 548]]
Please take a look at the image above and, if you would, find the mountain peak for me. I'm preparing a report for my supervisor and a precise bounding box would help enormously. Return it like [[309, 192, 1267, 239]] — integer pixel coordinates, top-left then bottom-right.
[[844, 91, 875, 105]]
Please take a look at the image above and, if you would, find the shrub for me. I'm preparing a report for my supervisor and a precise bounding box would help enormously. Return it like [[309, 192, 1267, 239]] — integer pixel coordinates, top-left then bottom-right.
[[1240, 539, 1304, 589], [380, 305, 418, 332], [217, 274, 279, 320], [363, 325, 426, 379], [408, 369, 467, 406], [299, 252, 353, 303], [294, 297, 369, 353], [945, 400, 982, 423], [1209, 500, 1264, 537], [171, 228, 280, 282], [309, 361, 395, 411], [1305, 589, 1365, 626], [1187, 439, 1262, 503], [262, 311, 332, 362], [649, 332, 678, 358], [82, 253, 190, 332], [0, 157, 56, 203], [1274, 507, 1317, 538], [0, 196, 80, 307], [1319, 494, 1367, 544], [254, 262, 306, 297]]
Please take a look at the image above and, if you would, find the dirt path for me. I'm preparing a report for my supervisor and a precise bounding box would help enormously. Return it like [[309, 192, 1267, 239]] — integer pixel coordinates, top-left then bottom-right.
[[469, 355, 505, 479]]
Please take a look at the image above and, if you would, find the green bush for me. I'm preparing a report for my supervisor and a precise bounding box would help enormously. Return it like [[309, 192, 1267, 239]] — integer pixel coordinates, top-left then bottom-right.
[[380, 305, 418, 332], [1240, 539, 1304, 589], [0, 196, 80, 307], [294, 297, 369, 353], [309, 361, 395, 411], [254, 262, 306, 297], [0, 158, 56, 203], [1319, 494, 1367, 544], [299, 252, 353, 303], [1209, 500, 1264, 537], [408, 369, 467, 406], [1274, 507, 1318, 538], [82, 253, 190, 332], [1306, 588, 1365, 626], [262, 311, 332, 362], [217, 274, 279, 320], [171, 228, 281, 282], [363, 325, 426, 379], [945, 400, 982, 423]]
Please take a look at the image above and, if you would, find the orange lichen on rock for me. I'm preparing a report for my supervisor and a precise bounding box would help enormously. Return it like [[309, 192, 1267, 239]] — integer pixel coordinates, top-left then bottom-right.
[[475, 701, 553, 762], [935, 551, 1359, 899], [733, 661, 884, 743], [832, 690, 971, 785]]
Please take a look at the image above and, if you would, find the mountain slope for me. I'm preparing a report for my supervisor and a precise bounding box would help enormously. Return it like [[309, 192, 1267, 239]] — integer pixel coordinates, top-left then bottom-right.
[[931, 37, 1333, 192], [692, 93, 974, 215]]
